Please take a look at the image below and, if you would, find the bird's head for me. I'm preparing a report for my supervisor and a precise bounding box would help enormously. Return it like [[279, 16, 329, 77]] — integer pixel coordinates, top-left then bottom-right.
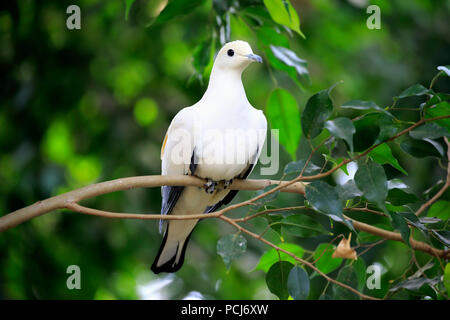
[[213, 40, 262, 72]]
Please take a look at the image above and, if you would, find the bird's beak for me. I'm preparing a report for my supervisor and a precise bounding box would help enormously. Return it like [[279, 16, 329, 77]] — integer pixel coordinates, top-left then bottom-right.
[[246, 53, 263, 63]]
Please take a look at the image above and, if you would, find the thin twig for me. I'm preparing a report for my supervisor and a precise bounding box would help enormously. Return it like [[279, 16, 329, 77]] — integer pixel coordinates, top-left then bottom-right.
[[233, 206, 307, 223], [297, 115, 450, 182], [344, 207, 388, 217], [57, 203, 450, 259], [219, 215, 380, 300], [356, 239, 386, 258], [415, 137, 450, 216], [311, 234, 343, 264]]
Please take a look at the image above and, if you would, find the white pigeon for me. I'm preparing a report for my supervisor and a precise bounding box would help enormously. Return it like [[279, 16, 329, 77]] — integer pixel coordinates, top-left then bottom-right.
[[151, 40, 267, 273]]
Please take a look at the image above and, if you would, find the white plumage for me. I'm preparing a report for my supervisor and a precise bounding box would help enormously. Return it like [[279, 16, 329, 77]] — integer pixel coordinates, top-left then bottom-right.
[[151, 40, 267, 273]]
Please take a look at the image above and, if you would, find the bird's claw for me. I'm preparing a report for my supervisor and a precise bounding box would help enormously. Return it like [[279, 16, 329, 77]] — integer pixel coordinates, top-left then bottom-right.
[[204, 179, 217, 194], [223, 179, 233, 190]]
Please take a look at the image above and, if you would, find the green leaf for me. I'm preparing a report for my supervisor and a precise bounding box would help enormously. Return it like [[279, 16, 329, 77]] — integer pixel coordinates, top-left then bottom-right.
[[216, 12, 231, 46], [419, 217, 442, 225], [423, 179, 445, 200], [216, 233, 247, 269], [302, 88, 334, 139], [257, 27, 290, 48], [421, 92, 450, 110], [386, 203, 408, 213], [354, 160, 388, 211], [270, 45, 308, 78], [437, 65, 450, 77], [305, 181, 353, 230], [266, 261, 294, 300], [324, 117, 355, 152], [425, 101, 450, 131], [336, 180, 363, 201], [265, 214, 283, 236], [125, 0, 136, 21], [253, 185, 280, 204], [192, 38, 214, 82], [388, 212, 411, 247], [263, 0, 305, 37], [153, 0, 205, 25], [281, 214, 329, 237], [444, 263, 450, 294], [283, 159, 321, 176], [388, 178, 409, 190], [409, 122, 450, 140], [212, 0, 231, 15], [387, 188, 418, 206], [341, 100, 390, 115], [353, 113, 382, 151], [313, 243, 343, 274], [395, 84, 431, 99], [402, 211, 429, 238], [376, 113, 403, 143], [427, 200, 450, 221], [323, 155, 349, 175], [255, 243, 304, 273], [333, 265, 360, 300], [431, 230, 450, 247], [265, 48, 304, 89], [368, 144, 407, 175], [389, 277, 440, 292], [266, 89, 302, 160], [352, 258, 367, 292], [358, 224, 390, 243], [288, 266, 310, 300], [400, 137, 443, 158], [242, 5, 272, 22]]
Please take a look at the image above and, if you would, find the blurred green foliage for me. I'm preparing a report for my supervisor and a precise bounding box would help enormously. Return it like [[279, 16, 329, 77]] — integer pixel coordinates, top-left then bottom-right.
[[0, 0, 449, 300]]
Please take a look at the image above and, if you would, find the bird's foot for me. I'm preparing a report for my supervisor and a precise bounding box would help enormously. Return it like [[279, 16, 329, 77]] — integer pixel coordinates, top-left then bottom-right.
[[223, 179, 233, 190], [204, 179, 217, 194]]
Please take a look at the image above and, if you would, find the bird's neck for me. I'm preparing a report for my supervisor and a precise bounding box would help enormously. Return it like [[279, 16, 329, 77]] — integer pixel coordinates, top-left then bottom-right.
[[201, 66, 247, 104]]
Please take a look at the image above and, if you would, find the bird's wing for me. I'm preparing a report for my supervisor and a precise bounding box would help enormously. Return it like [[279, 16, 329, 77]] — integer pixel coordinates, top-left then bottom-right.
[[161, 106, 197, 175], [160, 107, 197, 231], [205, 109, 267, 213]]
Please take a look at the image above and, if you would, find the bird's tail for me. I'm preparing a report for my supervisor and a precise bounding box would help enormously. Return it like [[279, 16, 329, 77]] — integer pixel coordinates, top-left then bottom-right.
[[151, 227, 193, 274]]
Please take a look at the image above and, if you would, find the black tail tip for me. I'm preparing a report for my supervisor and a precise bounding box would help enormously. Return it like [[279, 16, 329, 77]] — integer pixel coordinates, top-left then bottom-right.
[[150, 259, 183, 274], [151, 230, 193, 275]]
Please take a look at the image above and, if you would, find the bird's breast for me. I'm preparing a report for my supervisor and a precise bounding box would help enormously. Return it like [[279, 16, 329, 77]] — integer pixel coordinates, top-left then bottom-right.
[[192, 115, 261, 180]]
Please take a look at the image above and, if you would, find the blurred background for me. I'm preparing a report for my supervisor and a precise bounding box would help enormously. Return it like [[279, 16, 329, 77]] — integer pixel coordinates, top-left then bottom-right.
[[0, 0, 449, 299]]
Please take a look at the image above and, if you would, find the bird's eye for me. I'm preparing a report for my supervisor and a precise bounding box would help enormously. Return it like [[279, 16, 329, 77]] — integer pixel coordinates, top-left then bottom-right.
[[227, 49, 234, 57]]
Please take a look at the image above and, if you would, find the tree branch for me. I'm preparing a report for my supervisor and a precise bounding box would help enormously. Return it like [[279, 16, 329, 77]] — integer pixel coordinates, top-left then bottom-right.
[[2, 114, 449, 300], [230, 205, 449, 259], [3, 115, 448, 232], [346, 216, 450, 259], [62, 202, 450, 259], [0, 175, 307, 232]]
